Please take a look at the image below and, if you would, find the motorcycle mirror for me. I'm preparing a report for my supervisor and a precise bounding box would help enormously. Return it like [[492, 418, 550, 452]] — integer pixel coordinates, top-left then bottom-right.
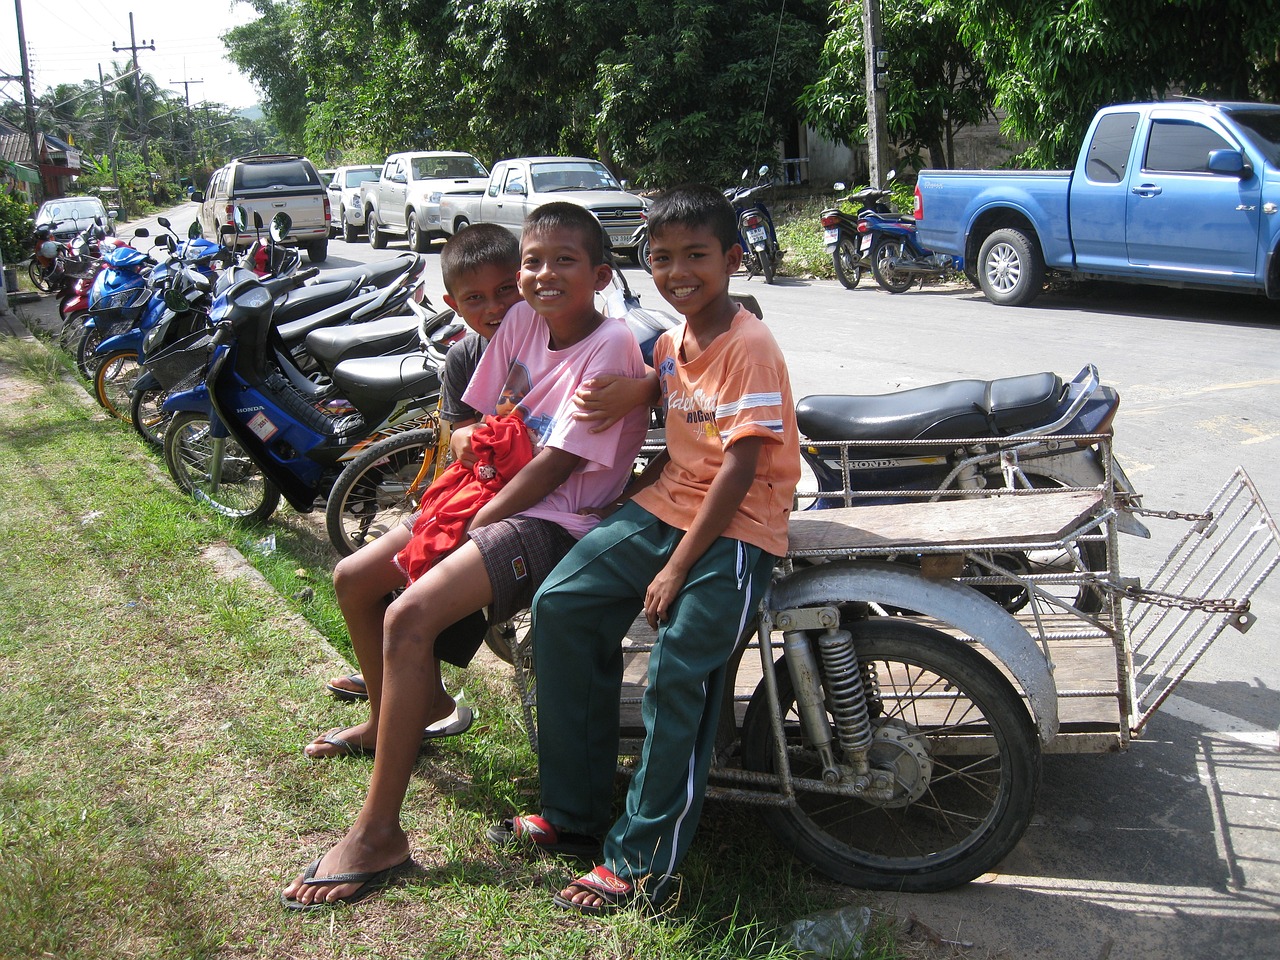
[[133, 227, 150, 238], [187, 222, 201, 240], [886, 168, 897, 183], [219, 223, 236, 238], [758, 164, 770, 178], [740, 168, 749, 180], [253, 212, 264, 229], [158, 216, 171, 229], [270, 212, 293, 242], [233, 206, 249, 232], [833, 181, 846, 192]]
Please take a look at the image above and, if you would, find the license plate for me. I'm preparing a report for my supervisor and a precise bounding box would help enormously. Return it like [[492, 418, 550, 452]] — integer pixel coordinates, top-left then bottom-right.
[[746, 226, 768, 245], [609, 230, 631, 244], [823, 228, 839, 244]]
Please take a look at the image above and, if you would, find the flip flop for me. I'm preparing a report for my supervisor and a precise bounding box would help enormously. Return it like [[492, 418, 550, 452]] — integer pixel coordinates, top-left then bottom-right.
[[326, 673, 368, 702], [422, 694, 475, 740], [305, 728, 374, 759], [281, 855, 413, 911], [486, 813, 602, 859], [552, 864, 635, 915]]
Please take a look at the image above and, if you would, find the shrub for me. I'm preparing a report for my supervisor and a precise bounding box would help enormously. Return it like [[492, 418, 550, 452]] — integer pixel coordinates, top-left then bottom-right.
[[0, 191, 34, 266]]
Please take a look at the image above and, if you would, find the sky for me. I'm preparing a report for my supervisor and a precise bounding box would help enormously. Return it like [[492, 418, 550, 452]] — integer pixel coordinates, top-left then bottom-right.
[[0, 1, 262, 113]]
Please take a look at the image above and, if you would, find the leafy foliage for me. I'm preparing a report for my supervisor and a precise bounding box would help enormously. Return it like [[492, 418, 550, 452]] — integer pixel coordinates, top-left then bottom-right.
[[0, 191, 35, 265], [945, 0, 1280, 166], [799, 0, 993, 170]]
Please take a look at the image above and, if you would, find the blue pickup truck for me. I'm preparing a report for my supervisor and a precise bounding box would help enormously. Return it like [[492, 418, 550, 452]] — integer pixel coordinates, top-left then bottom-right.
[[913, 101, 1280, 306]]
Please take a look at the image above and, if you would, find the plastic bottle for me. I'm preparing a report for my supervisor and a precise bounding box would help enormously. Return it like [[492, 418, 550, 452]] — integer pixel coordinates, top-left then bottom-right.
[[786, 904, 873, 958]]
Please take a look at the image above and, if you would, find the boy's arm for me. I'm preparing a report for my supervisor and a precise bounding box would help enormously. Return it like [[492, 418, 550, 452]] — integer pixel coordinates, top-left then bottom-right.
[[572, 369, 660, 433], [643, 436, 764, 628], [470, 446, 583, 530]]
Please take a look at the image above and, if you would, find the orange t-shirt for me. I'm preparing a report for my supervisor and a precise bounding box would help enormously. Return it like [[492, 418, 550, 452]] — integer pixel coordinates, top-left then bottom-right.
[[632, 309, 799, 557]]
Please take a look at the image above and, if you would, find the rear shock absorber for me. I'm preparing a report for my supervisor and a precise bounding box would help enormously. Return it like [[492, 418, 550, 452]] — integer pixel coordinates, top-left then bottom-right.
[[817, 627, 873, 762]]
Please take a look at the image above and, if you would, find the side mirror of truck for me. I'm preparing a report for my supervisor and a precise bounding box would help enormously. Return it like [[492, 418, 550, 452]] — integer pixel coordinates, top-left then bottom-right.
[[1207, 149, 1251, 179]]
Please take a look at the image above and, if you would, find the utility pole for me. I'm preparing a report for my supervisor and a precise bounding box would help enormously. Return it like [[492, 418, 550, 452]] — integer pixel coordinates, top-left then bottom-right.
[[11, 0, 42, 200], [170, 77, 202, 187], [862, 0, 891, 188], [113, 14, 155, 199]]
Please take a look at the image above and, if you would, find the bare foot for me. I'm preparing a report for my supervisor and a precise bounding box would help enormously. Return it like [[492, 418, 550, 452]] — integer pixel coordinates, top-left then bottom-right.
[[304, 723, 376, 759], [280, 828, 411, 908]]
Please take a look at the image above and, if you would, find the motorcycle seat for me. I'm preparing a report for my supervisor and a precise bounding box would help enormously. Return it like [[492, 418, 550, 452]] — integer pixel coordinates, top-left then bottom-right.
[[330, 353, 442, 405], [273, 280, 361, 325], [797, 372, 1064, 442], [306, 314, 421, 369], [277, 289, 384, 346], [319, 253, 420, 289]]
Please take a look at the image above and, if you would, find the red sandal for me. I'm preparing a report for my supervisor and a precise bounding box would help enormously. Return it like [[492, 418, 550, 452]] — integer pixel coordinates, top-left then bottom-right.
[[485, 814, 601, 859], [553, 864, 635, 915]]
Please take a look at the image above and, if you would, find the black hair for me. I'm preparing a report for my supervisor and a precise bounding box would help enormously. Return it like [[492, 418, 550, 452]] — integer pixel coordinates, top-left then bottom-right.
[[440, 222, 520, 295], [522, 201, 606, 265], [645, 183, 738, 253]]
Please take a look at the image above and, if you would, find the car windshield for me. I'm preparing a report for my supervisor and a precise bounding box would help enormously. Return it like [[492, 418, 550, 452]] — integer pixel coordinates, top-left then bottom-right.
[[37, 198, 105, 224], [1226, 108, 1280, 166], [344, 168, 380, 187], [531, 161, 621, 193], [410, 156, 488, 179]]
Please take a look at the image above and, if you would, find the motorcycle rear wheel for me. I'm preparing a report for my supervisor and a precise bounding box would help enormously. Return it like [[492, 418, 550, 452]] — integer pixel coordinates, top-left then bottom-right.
[[833, 237, 863, 290], [759, 246, 777, 284], [871, 238, 914, 293], [740, 618, 1039, 892], [164, 411, 281, 523], [637, 234, 652, 274], [325, 428, 438, 556], [59, 309, 88, 354], [93, 350, 141, 421]]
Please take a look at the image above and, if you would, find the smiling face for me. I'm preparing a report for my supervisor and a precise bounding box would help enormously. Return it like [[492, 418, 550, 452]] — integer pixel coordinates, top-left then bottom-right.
[[648, 222, 742, 326], [517, 225, 612, 345], [442, 262, 521, 339]]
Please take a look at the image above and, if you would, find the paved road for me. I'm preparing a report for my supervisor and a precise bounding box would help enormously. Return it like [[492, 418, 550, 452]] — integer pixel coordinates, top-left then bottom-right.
[[141, 207, 1280, 958]]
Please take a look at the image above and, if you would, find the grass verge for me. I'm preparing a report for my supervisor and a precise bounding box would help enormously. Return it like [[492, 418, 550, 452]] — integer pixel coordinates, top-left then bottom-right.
[[0, 332, 930, 958]]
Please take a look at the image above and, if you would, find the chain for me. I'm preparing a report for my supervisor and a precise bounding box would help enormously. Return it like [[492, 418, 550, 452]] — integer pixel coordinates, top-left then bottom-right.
[[1130, 506, 1214, 523], [1122, 584, 1249, 614]]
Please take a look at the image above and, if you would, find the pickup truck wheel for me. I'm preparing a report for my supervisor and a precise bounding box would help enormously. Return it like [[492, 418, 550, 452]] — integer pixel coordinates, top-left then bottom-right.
[[454, 218, 470, 233], [342, 211, 359, 244], [871, 238, 914, 293], [367, 210, 386, 249], [407, 214, 429, 253], [306, 239, 328, 263], [977, 228, 1044, 306]]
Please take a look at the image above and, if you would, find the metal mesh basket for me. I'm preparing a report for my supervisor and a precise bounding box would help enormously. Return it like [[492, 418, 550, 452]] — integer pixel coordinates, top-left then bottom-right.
[[146, 329, 212, 390]]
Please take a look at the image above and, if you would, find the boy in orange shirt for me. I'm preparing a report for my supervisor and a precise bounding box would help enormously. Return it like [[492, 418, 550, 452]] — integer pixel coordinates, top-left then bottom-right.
[[493, 184, 801, 913]]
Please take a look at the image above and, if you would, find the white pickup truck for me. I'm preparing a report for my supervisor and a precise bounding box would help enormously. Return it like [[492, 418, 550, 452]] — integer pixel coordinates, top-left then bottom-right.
[[437, 156, 648, 258], [361, 151, 490, 252]]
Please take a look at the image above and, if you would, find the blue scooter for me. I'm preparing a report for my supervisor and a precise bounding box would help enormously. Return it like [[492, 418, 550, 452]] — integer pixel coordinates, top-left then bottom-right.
[[860, 209, 959, 293]]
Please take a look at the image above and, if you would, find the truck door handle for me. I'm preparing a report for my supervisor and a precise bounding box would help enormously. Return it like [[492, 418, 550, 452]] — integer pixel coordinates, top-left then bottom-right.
[[1131, 184, 1162, 197]]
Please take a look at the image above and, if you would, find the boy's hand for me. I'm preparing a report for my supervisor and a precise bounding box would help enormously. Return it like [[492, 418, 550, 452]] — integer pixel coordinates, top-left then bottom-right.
[[572, 371, 659, 433], [644, 561, 687, 629], [450, 423, 478, 468]]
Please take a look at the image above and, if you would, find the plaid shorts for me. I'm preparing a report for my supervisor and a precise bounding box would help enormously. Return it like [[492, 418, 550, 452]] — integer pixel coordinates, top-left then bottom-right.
[[469, 516, 577, 624]]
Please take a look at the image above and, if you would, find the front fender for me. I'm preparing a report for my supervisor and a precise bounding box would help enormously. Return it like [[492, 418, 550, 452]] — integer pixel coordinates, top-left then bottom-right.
[[96, 330, 142, 356], [161, 380, 209, 414], [766, 560, 1059, 743]]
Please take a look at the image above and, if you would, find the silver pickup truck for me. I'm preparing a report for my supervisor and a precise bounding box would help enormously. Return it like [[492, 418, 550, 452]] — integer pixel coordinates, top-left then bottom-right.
[[361, 151, 490, 252], [437, 156, 648, 257]]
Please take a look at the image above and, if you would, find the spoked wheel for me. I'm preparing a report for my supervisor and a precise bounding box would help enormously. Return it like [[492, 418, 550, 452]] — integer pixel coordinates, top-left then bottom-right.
[[482, 610, 530, 665], [93, 350, 141, 420], [871, 238, 914, 293], [164, 411, 281, 522], [59, 310, 88, 353], [28, 259, 52, 293], [833, 237, 863, 290], [76, 326, 109, 379], [741, 618, 1040, 892], [637, 233, 651, 274], [130, 383, 172, 448], [325, 428, 437, 556]]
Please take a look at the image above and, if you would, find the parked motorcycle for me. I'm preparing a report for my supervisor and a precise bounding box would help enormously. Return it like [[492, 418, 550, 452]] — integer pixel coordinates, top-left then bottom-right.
[[726, 165, 783, 284], [861, 211, 959, 293], [796, 363, 1147, 612], [820, 181, 894, 290]]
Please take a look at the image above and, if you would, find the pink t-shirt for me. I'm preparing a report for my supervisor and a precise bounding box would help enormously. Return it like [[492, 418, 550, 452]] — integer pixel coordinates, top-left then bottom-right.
[[462, 300, 648, 539]]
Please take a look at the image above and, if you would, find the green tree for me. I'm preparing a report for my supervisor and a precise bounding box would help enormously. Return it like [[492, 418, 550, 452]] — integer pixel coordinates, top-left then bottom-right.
[[948, 0, 1280, 167], [223, 0, 310, 148], [800, 0, 993, 170]]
